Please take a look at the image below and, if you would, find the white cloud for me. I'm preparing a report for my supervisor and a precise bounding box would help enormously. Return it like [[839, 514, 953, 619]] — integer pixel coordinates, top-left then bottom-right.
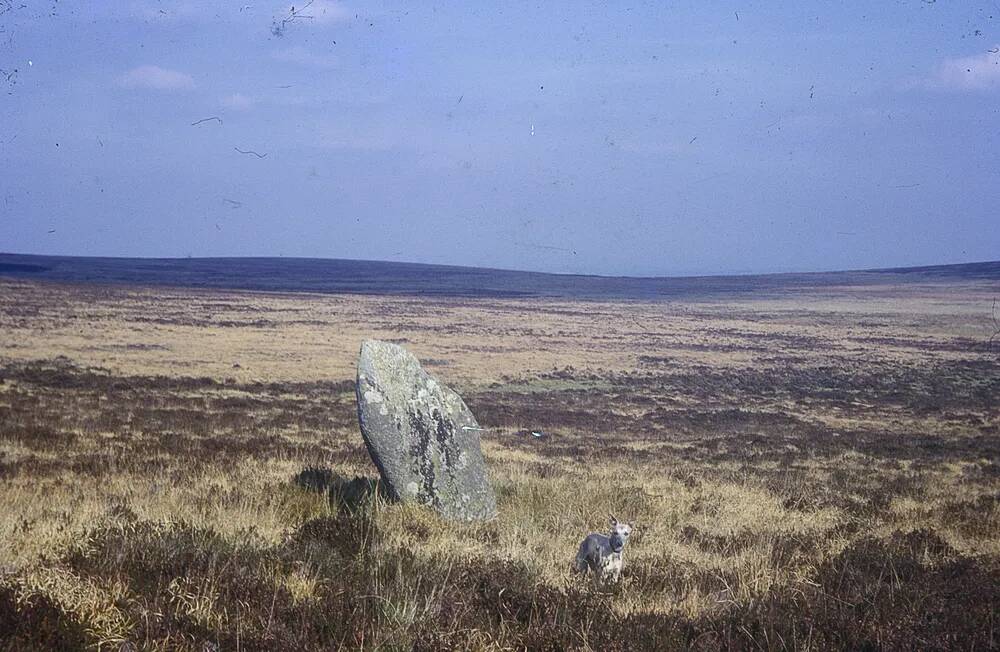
[[119, 65, 195, 91], [271, 46, 339, 69], [924, 47, 1000, 91], [222, 93, 256, 110]]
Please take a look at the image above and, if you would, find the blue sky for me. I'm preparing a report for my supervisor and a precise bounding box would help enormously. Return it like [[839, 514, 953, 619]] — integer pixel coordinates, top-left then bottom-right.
[[1, 1, 998, 276]]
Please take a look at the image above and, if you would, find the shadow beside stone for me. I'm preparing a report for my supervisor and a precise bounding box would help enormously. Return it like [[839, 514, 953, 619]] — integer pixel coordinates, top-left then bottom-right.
[[292, 467, 390, 512]]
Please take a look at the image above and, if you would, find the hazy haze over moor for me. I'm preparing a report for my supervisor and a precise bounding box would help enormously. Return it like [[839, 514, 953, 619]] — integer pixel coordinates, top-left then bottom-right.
[[1, 1, 998, 276]]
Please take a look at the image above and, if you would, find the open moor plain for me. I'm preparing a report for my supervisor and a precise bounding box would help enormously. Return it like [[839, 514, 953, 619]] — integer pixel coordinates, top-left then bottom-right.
[[0, 270, 997, 650]]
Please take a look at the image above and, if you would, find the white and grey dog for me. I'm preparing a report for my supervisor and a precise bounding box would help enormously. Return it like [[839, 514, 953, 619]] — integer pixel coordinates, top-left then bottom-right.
[[572, 515, 634, 587]]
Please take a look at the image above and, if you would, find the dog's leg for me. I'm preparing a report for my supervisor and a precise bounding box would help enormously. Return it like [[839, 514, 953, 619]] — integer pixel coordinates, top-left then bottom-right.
[[593, 571, 603, 589]]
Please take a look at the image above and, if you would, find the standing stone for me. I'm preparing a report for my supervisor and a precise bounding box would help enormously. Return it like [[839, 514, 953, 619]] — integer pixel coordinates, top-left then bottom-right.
[[355, 340, 497, 520]]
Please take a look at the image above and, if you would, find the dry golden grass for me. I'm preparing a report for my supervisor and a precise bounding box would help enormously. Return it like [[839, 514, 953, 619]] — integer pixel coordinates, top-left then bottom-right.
[[0, 276, 997, 650]]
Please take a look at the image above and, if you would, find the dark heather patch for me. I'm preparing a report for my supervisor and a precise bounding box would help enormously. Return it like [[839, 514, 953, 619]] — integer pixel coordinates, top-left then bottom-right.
[[938, 493, 1000, 539], [792, 530, 1000, 650], [0, 582, 89, 650]]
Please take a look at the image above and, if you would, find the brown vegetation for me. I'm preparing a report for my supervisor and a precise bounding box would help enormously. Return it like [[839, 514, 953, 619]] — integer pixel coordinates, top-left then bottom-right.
[[0, 277, 997, 650]]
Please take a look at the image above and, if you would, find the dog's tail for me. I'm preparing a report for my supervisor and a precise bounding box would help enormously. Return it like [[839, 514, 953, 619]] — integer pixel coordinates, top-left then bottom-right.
[[571, 550, 588, 574]]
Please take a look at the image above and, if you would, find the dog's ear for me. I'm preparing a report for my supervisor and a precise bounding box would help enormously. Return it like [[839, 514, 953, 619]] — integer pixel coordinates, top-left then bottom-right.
[[609, 513, 619, 527]]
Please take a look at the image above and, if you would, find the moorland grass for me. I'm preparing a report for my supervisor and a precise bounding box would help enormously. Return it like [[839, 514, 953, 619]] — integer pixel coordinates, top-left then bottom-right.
[[0, 278, 997, 650]]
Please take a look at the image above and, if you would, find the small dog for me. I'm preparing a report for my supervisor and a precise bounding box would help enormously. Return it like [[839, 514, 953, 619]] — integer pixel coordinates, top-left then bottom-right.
[[572, 515, 634, 587]]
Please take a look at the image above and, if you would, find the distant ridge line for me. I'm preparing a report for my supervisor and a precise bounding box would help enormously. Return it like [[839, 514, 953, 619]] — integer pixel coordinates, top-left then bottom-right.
[[0, 253, 997, 300]]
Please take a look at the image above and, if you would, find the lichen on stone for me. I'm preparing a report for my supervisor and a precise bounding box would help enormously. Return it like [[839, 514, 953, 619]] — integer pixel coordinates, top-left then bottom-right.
[[355, 339, 497, 520]]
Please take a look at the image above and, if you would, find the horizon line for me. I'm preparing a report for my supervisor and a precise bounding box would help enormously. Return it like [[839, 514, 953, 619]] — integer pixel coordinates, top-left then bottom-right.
[[2, 251, 999, 283]]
